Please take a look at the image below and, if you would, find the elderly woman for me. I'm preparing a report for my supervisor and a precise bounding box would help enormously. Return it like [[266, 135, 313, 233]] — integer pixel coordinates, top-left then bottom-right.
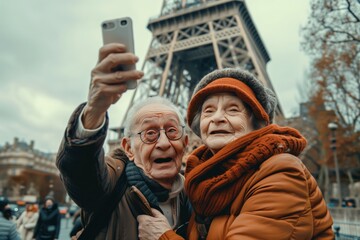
[[138, 68, 334, 239]]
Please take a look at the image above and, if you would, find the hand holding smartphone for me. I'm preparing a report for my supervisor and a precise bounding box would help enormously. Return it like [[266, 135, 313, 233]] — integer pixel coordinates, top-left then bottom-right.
[[101, 17, 137, 89]]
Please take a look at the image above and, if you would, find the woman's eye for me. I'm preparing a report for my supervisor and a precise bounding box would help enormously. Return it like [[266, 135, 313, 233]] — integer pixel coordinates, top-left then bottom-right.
[[203, 107, 215, 113], [229, 107, 239, 112]]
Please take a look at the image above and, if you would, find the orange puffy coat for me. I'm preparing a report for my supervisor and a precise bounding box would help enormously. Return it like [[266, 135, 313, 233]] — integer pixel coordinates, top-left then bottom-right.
[[161, 125, 334, 239]]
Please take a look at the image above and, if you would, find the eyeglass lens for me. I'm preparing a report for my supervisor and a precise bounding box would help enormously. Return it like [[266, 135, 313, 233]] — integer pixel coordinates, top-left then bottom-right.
[[140, 126, 183, 143]]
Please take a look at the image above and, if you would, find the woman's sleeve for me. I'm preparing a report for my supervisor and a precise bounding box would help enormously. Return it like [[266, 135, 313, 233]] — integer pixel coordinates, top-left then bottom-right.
[[159, 230, 185, 240]]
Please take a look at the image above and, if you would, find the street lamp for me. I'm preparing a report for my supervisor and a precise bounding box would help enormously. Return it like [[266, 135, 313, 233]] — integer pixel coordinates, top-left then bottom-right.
[[328, 122, 342, 206]]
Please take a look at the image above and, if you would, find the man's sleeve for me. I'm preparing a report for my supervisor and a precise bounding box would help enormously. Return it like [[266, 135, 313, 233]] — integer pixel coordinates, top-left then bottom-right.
[[75, 105, 106, 139], [56, 103, 112, 211]]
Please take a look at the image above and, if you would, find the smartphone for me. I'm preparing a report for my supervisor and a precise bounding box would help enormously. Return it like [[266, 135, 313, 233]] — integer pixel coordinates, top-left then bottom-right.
[[101, 17, 137, 89]]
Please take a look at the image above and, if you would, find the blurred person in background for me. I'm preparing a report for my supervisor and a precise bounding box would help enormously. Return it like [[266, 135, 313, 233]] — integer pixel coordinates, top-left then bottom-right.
[[17, 203, 39, 240], [3, 206, 16, 222], [0, 196, 21, 240], [33, 196, 61, 240]]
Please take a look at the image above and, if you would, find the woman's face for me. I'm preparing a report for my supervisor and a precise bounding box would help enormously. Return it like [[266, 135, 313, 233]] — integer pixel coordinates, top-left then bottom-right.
[[200, 93, 254, 153], [26, 204, 33, 211]]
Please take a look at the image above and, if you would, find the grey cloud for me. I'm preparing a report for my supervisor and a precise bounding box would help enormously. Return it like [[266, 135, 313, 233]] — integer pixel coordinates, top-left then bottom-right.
[[0, 0, 309, 152]]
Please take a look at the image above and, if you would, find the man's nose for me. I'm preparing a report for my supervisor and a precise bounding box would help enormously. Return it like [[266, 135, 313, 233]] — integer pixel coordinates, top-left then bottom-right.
[[156, 130, 171, 148]]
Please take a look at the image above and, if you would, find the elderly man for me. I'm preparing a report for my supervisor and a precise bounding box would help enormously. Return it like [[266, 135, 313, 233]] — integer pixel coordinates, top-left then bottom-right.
[[56, 43, 191, 239]]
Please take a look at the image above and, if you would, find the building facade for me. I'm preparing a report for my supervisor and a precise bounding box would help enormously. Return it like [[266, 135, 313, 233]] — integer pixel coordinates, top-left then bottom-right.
[[0, 138, 67, 203]]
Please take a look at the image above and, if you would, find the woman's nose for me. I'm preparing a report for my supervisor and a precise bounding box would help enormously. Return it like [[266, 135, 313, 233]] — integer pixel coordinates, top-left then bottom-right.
[[211, 109, 226, 123]]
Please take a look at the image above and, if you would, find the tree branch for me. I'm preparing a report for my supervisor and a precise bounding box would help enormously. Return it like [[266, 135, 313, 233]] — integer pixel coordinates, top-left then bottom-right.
[[345, 0, 360, 22], [326, 86, 347, 125], [322, 24, 360, 42]]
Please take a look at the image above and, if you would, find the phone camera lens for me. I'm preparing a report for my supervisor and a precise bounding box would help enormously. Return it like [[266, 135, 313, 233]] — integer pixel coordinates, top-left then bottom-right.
[[120, 20, 127, 26], [102, 23, 108, 29]]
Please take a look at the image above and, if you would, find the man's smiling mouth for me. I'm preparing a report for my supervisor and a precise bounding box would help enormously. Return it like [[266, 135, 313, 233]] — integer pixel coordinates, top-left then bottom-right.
[[154, 158, 172, 163]]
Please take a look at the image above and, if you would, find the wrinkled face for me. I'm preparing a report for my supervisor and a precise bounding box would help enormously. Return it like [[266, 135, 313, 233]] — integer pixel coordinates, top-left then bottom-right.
[[122, 103, 188, 185], [200, 93, 254, 153]]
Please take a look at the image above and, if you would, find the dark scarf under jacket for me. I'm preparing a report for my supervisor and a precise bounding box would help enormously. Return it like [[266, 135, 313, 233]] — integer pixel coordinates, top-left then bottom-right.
[[125, 161, 169, 211]]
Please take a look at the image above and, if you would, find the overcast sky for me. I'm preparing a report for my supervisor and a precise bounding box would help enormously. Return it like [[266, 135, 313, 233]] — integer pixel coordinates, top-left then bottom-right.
[[0, 0, 310, 153]]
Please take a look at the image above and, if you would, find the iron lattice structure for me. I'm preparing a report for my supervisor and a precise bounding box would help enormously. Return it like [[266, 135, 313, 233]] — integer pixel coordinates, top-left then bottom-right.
[[108, 0, 283, 151]]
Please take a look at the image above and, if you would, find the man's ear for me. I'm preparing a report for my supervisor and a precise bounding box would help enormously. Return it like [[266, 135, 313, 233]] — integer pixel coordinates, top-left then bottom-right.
[[121, 137, 134, 161]]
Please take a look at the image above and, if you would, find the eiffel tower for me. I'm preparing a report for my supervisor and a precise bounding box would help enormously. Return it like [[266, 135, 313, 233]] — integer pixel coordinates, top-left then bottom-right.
[[108, 0, 283, 152]]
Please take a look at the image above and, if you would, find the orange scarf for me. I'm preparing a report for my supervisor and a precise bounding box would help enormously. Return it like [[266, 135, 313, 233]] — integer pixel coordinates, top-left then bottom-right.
[[184, 124, 307, 217]]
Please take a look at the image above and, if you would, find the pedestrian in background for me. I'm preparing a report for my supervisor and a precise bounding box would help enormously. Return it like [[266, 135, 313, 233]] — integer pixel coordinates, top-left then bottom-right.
[[33, 196, 61, 240], [17, 203, 39, 240], [0, 196, 21, 240]]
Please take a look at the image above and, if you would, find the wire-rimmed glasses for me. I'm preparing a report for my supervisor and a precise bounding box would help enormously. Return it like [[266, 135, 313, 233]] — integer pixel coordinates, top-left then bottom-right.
[[136, 125, 185, 144]]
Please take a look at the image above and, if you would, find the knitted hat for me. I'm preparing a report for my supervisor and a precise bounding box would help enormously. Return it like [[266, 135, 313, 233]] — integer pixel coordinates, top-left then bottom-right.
[[45, 195, 55, 202], [187, 68, 277, 136]]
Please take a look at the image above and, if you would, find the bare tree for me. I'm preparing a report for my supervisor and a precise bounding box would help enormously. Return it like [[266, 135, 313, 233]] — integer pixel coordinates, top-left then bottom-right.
[[300, 0, 360, 189], [301, 0, 360, 132]]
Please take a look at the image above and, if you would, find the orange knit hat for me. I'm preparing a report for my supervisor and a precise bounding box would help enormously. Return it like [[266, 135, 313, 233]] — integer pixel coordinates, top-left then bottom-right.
[[187, 68, 277, 136]]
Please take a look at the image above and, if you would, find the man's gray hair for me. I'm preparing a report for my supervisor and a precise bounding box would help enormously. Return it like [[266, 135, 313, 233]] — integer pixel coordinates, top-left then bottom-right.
[[123, 96, 185, 137]]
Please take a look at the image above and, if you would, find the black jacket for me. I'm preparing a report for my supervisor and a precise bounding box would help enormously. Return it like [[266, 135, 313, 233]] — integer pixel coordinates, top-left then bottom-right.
[[33, 205, 61, 240]]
